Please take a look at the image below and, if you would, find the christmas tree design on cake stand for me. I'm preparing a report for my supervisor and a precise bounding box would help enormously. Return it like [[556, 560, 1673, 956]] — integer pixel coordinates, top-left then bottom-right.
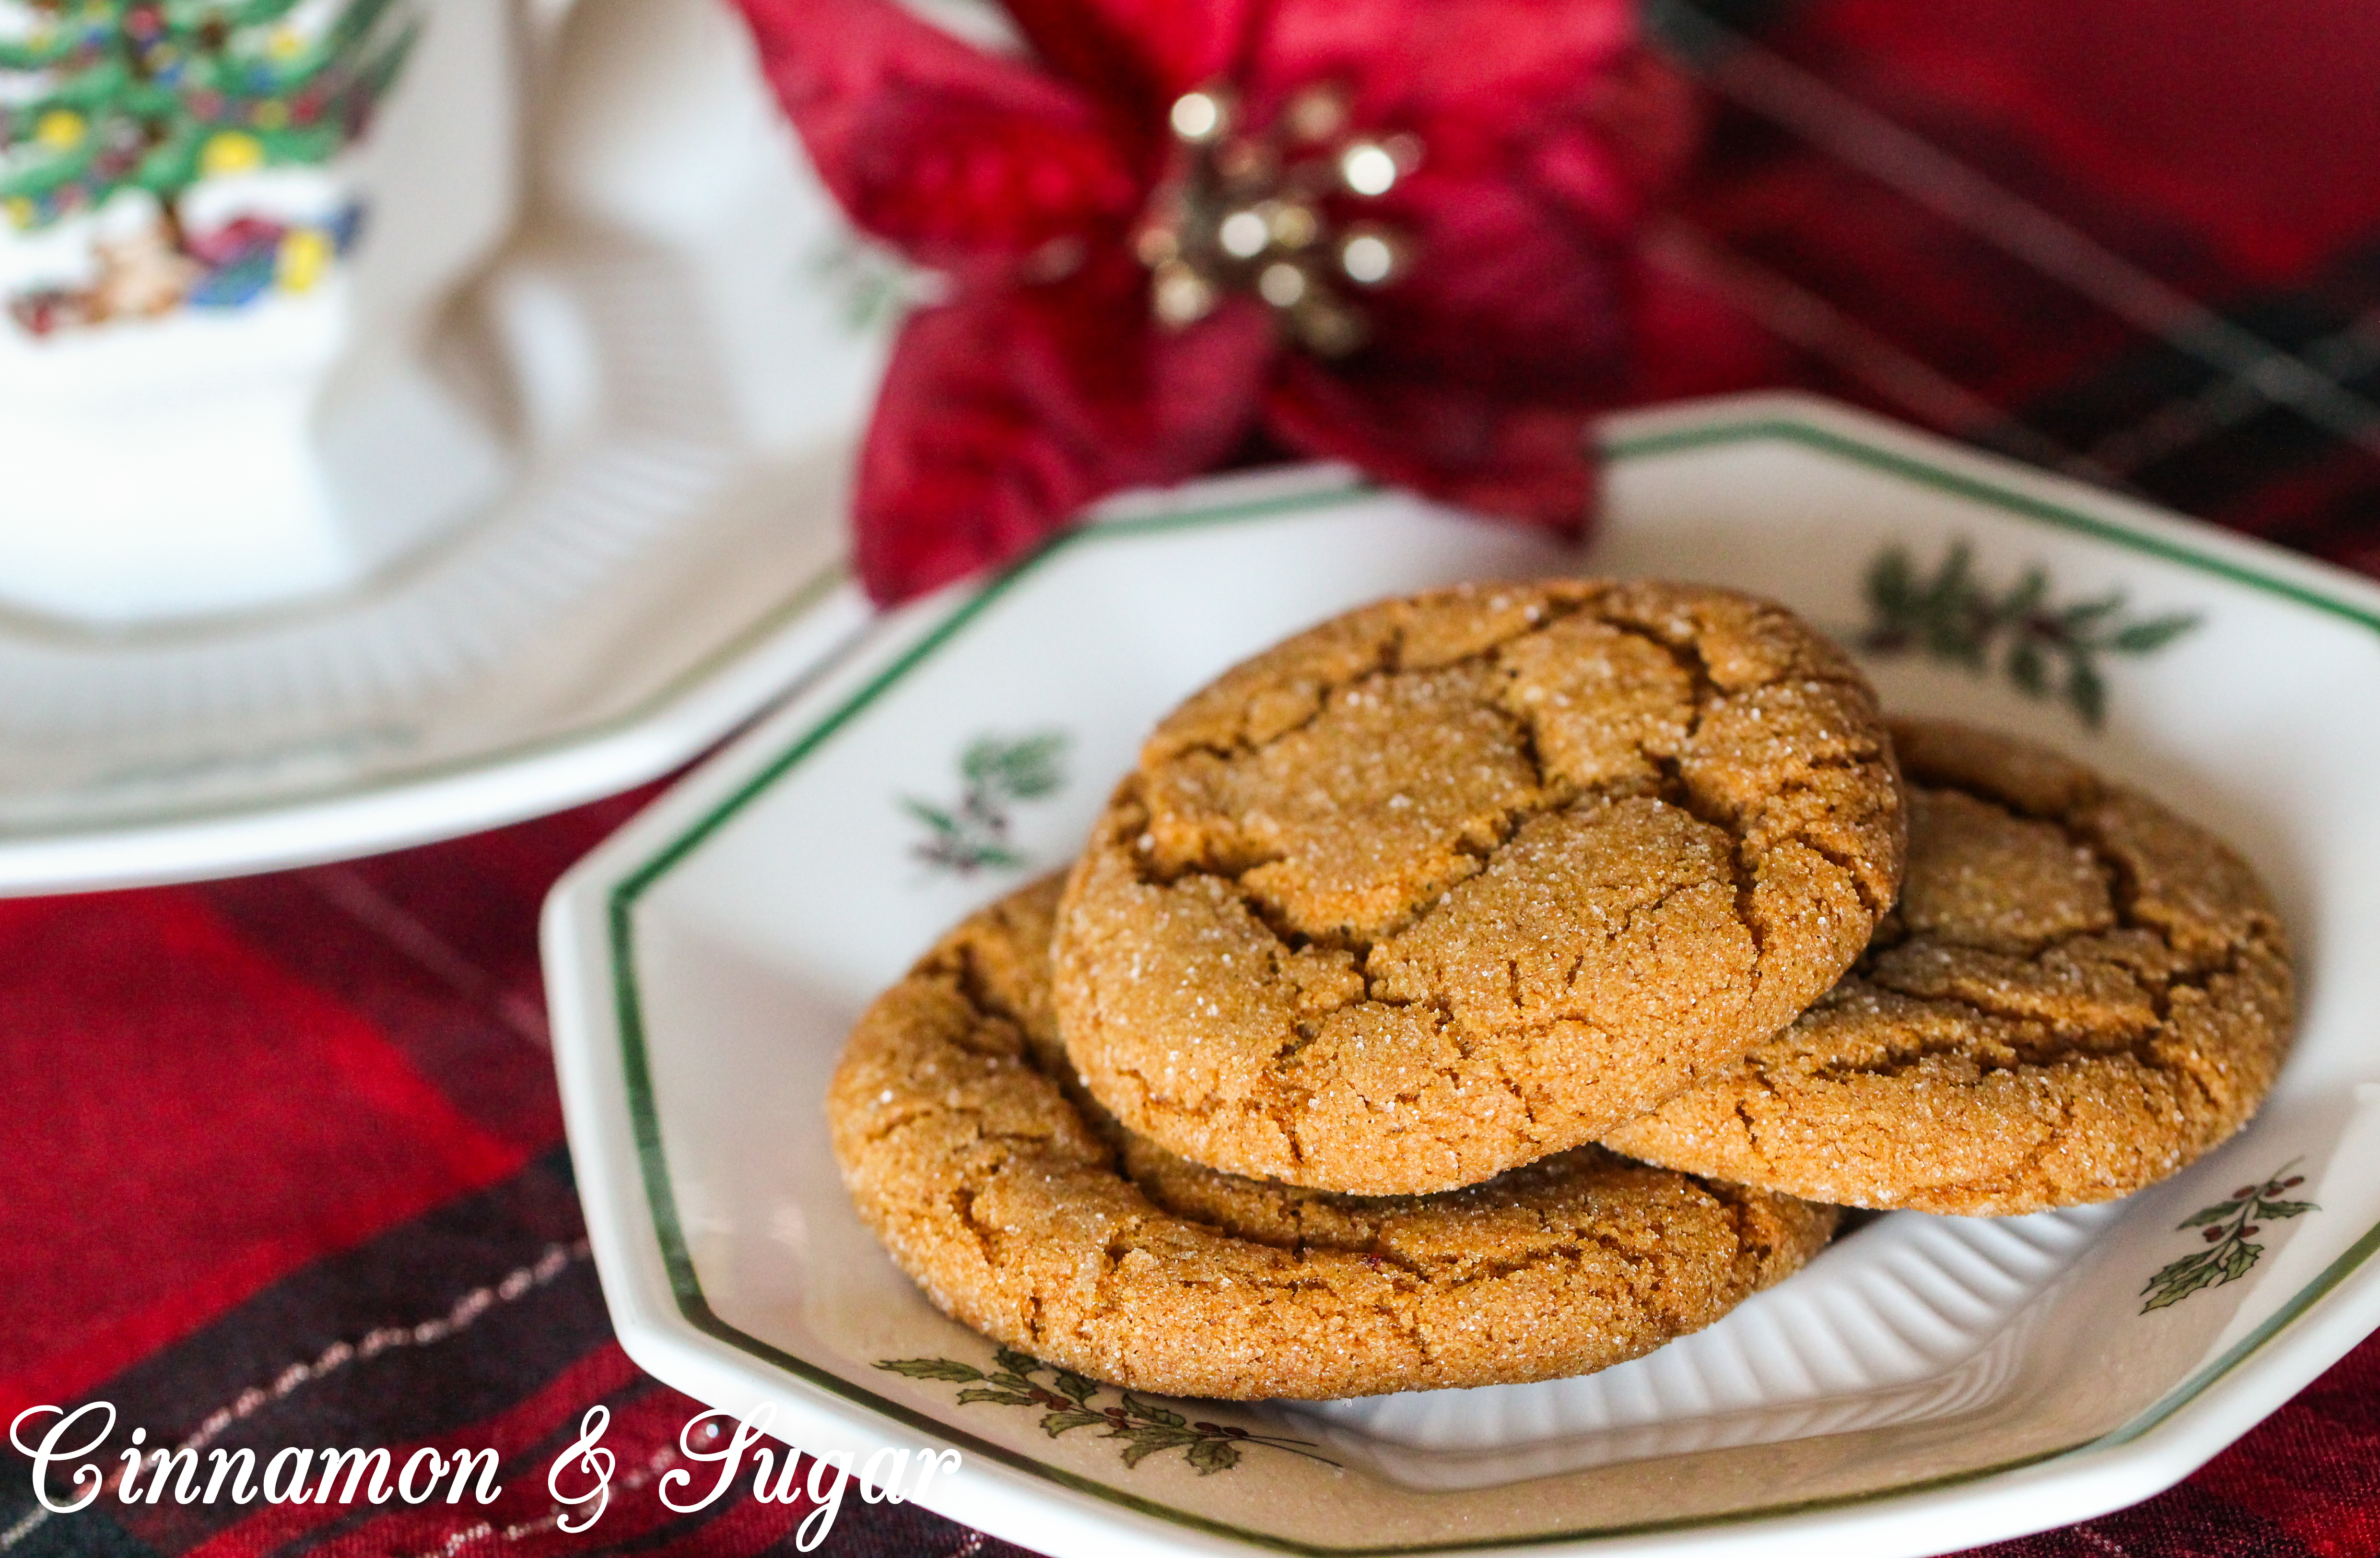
[[0, 0, 417, 333], [0, 0, 519, 624]]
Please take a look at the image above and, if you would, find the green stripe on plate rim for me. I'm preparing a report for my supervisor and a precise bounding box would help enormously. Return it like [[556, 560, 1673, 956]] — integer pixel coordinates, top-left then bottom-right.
[[5, 557, 856, 842], [1601, 418, 2380, 635], [602, 417, 2380, 1554]]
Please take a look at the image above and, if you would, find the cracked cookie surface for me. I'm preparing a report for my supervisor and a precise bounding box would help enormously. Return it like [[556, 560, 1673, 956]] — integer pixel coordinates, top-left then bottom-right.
[[829, 878, 1839, 1402], [1050, 580, 1905, 1194], [1602, 719, 2295, 1216]]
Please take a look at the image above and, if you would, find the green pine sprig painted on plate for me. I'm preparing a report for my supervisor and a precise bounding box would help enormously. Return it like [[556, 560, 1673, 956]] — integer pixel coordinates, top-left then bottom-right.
[[2141, 1166, 2315, 1313], [899, 730, 1069, 874], [807, 231, 926, 337], [1861, 541, 2200, 727], [876, 1348, 1338, 1474]]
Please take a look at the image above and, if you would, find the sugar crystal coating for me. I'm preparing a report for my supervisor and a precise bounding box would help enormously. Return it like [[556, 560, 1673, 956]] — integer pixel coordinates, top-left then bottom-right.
[[1602, 719, 2296, 1215], [829, 878, 1838, 1401], [1052, 580, 1906, 1194]]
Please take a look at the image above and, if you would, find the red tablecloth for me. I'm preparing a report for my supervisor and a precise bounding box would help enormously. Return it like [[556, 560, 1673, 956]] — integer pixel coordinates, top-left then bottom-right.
[[9, 1, 2380, 1554]]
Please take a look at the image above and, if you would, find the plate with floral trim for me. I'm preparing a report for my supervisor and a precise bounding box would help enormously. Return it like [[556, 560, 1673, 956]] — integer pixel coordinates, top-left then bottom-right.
[[543, 393, 2380, 1558]]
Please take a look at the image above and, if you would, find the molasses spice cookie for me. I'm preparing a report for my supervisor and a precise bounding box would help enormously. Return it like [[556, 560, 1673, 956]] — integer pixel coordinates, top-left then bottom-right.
[[829, 878, 1838, 1402], [1604, 719, 2296, 1215], [1052, 580, 1905, 1195]]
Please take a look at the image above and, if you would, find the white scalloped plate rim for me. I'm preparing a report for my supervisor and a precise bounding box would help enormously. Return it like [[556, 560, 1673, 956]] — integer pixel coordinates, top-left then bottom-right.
[[543, 392, 2380, 1558], [0, 237, 879, 896]]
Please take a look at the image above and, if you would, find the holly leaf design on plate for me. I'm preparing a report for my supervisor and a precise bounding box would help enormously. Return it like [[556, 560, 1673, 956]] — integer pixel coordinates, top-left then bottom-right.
[[1860, 540, 2200, 728], [957, 1387, 1044, 1406], [1116, 1425, 1202, 1467], [900, 730, 1072, 874], [2141, 1249, 2228, 1311], [1119, 1393, 1187, 1428], [2178, 1198, 2246, 1229], [1185, 1437, 1243, 1475], [899, 797, 962, 838], [877, 1357, 986, 1382], [877, 1346, 1339, 1473], [1039, 1408, 1109, 1438], [963, 732, 1068, 801], [2111, 613, 2201, 653], [2142, 1167, 2315, 1312]]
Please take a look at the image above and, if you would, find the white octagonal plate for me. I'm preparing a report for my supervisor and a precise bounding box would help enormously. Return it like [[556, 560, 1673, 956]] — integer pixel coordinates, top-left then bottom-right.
[[544, 394, 2380, 1558]]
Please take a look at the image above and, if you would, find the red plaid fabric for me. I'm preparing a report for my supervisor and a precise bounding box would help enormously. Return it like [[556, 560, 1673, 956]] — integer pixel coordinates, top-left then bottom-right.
[[6, 1, 2378, 1554]]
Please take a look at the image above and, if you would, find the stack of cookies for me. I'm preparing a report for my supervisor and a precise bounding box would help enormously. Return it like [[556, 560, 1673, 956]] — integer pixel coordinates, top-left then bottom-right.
[[828, 581, 2294, 1402]]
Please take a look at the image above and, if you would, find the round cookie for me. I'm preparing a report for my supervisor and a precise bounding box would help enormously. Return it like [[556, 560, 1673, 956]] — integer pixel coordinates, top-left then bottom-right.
[[1602, 719, 2296, 1216], [1051, 579, 1905, 1195], [829, 877, 1839, 1402]]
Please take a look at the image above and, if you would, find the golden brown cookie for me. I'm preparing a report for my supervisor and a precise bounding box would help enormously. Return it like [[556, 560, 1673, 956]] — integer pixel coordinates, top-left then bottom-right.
[[1050, 580, 1905, 1194], [1602, 719, 2295, 1216], [830, 878, 1839, 1402]]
